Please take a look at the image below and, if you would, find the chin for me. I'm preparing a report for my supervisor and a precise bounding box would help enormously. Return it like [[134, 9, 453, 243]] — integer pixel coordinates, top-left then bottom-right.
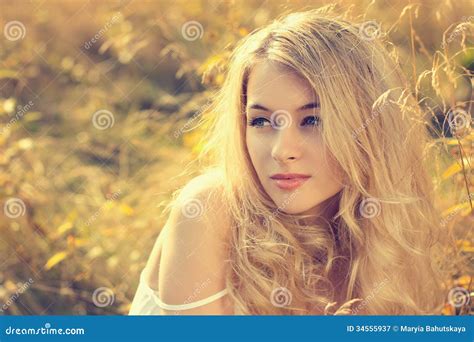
[[271, 203, 310, 215]]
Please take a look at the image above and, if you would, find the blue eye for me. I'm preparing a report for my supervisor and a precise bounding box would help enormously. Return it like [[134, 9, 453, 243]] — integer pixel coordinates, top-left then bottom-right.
[[301, 116, 320, 126], [248, 117, 271, 128], [248, 115, 320, 128]]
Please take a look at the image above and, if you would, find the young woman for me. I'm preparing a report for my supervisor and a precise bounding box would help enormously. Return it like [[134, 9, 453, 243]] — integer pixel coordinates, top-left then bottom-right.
[[129, 9, 446, 315]]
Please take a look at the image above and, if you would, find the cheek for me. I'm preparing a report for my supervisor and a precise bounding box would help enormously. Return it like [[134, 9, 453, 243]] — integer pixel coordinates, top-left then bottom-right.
[[303, 138, 326, 164], [324, 149, 345, 179], [305, 142, 344, 181], [246, 133, 269, 173], [314, 152, 345, 189]]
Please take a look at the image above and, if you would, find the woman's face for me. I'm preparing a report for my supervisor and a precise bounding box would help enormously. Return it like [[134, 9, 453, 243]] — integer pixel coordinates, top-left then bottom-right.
[[245, 60, 344, 215]]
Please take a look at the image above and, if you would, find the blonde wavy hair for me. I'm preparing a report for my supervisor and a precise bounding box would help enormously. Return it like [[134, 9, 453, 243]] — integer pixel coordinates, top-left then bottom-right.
[[177, 9, 448, 314]]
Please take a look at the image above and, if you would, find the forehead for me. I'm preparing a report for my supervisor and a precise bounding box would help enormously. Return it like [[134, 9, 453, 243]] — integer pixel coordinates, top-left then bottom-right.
[[246, 60, 318, 109]]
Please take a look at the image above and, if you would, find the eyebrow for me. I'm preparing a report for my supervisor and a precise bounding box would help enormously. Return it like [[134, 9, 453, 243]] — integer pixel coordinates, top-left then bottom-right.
[[247, 102, 320, 112]]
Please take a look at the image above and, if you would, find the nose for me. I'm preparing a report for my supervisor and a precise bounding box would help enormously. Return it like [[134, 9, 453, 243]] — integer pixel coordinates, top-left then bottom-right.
[[271, 125, 302, 163]]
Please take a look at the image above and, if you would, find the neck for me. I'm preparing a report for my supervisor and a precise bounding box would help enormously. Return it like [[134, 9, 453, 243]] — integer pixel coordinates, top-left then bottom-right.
[[297, 191, 341, 226]]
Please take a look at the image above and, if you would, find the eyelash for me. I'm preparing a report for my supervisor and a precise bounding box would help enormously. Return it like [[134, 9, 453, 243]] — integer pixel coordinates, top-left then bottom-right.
[[247, 116, 320, 128]]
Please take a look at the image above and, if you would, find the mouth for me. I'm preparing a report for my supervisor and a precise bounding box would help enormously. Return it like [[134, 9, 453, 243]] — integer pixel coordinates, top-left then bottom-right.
[[269, 173, 311, 191]]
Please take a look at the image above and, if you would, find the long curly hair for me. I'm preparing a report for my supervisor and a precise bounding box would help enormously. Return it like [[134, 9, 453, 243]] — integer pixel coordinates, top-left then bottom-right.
[[188, 8, 447, 315]]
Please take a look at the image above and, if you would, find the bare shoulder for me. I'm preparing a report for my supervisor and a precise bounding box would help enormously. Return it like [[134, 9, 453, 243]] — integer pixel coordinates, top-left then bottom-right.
[[170, 169, 231, 241], [144, 170, 234, 314]]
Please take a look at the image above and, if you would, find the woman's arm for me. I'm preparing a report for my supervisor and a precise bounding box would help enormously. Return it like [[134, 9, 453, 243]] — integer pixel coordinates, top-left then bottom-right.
[[144, 174, 234, 315]]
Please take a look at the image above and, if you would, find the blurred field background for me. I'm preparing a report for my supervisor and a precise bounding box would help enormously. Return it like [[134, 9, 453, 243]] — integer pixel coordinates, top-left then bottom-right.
[[0, 0, 472, 315]]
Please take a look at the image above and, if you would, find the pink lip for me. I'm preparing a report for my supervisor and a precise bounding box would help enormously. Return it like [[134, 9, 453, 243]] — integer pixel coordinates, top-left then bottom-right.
[[269, 173, 311, 191]]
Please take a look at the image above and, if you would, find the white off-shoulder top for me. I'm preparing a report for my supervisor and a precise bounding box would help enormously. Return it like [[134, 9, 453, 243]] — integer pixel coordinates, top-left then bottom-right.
[[128, 269, 230, 315]]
